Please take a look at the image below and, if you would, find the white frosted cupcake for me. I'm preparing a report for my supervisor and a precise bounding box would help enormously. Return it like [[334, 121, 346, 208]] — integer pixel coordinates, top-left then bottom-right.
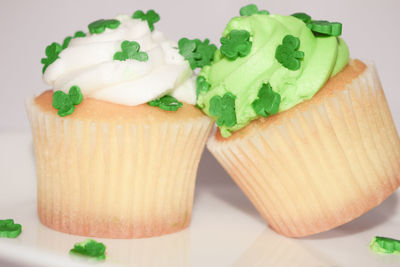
[[199, 5, 400, 237], [26, 10, 215, 238]]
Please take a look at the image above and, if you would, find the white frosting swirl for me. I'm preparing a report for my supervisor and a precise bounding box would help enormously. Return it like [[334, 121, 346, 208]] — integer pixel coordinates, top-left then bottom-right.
[[43, 14, 196, 105]]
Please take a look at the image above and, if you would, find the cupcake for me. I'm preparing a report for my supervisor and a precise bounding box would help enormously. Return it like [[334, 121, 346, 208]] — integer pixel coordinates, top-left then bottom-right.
[[26, 10, 215, 238], [199, 5, 400, 237]]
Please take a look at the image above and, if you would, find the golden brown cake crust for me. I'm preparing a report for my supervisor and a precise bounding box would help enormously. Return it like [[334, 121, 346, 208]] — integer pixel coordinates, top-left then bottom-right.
[[215, 59, 367, 142], [35, 90, 206, 123]]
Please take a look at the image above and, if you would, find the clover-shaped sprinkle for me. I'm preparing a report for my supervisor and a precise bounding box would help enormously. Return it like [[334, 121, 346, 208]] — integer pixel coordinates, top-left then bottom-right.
[[291, 13, 342, 37], [307, 20, 342, 37], [275, 35, 304, 71], [370, 236, 400, 254], [113, 41, 148, 62], [252, 83, 281, 117], [132, 10, 160, 32], [0, 219, 22, 238], [220, 30, 252, 60], [209, 92, 237, 127], [70, 239, 106, 260], [291, 12, 312, 24], [178, 38, 217, 70], [52, 85, 83, 117], [148, 95, 183, 111], [41, 42, 62, 74], [196, 76, 210, 97], [240, 4, 270, 16], [62, 31, 87, 50], [88, 19, 120, 34]]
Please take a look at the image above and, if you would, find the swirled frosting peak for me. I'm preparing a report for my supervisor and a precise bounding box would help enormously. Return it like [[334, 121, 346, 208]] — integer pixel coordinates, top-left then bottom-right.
[[197, 10, 349, 137], [43, 14, 196, 106]]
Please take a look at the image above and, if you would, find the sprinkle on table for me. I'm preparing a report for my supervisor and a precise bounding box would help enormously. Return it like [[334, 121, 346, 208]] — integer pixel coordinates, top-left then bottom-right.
[[0, 219, 22, 238], [370, 236, 400, 254], [70, 239, 106, 260]]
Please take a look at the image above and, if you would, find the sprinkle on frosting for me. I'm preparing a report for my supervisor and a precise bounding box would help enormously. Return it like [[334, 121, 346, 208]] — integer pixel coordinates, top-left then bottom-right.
[[113, 41, 148, 61], [178, 38, 217, 70], [291, 12, 342, 37], [275, 35, 304, 70], [148, 95, 183, 111], [41, 42, 62, 74], [88, 19, 120, 34], [209, 92, 237, 128], [220, 30, 252, 60], [132, 10, 160, 32], [43, 14, 196, 106], [62, 31, 86, 50], [252, 83, 281, 117], [196, 76, 210, 98], [307, 20, 342, 37], [0, 219, 22, 238], [370, 236, 400, 254], [52, 85, 83, 117], [196, 9, 350, 137], [291, 12, 312, 24], [70, 239, 106, 260], [240, 4, 269, 16]]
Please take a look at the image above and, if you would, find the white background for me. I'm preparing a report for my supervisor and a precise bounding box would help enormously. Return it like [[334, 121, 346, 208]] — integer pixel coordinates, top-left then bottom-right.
[[0, 0, 399, 132], [1, 1, 400, 266]]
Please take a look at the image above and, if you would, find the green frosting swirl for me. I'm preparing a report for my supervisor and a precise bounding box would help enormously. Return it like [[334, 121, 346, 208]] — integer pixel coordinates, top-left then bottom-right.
[[197, 14, 349, 137]]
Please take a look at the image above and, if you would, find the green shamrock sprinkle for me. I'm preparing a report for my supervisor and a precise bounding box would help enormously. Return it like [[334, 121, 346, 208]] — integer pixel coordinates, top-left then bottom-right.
[[132, 10, 160, 32], [113, 41, 148, 62], [52, 85, 83, 117], [0, 219, 22, 238], [62, 31, 86, 50], [209, 92, 237, 127], [70, 239, 106, 260], [148, 95, 183, 111], [196, 76, 210, 97], [291, 12, 312, 24], [370, 236, 400, 254], [240, 4, 269, 16], [220, 30, 252, 60], [275, 35, 304, 71], [88, 19, 120, 34], [291, 13, 342, 37], [252, 83, 281, 117], [307, 20, 342, 37], [178, 38, 217, 70], [41, 42, 62, 74]]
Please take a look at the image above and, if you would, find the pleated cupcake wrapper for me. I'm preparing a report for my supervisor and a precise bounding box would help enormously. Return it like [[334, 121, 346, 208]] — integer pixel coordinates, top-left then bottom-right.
[[207, 63, 400, 237], [26, 100, 212, 238]]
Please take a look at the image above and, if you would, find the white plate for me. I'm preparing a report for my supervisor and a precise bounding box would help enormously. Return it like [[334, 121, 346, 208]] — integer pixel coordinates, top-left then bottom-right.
[[0, 132, 399, 267]]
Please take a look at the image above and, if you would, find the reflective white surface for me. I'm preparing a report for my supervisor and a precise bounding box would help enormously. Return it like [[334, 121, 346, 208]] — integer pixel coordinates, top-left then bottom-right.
[[0, 132, 399, 266]]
